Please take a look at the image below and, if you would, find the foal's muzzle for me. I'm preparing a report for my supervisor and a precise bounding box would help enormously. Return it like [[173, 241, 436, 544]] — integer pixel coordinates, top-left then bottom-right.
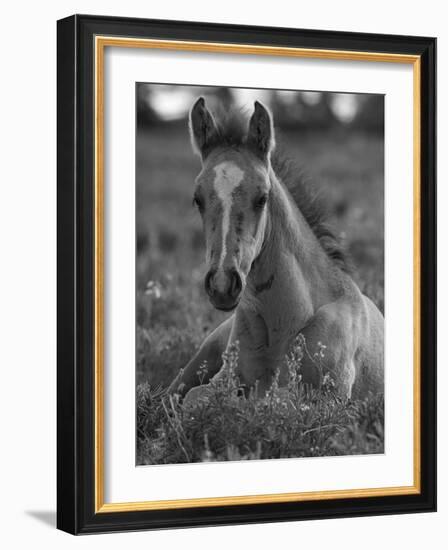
[[204, 267, 242, 311]]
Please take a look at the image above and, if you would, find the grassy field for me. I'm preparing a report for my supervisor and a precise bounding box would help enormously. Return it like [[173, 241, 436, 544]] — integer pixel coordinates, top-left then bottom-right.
[[136, 121, 384, 465]]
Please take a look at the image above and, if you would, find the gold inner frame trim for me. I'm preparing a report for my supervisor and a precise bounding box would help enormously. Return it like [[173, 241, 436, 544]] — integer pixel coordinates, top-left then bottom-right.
[[94, 35, 421, 513]]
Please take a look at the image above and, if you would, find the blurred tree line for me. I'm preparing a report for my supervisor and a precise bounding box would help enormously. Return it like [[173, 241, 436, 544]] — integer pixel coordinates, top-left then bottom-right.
[[137, 84, 384, 134]]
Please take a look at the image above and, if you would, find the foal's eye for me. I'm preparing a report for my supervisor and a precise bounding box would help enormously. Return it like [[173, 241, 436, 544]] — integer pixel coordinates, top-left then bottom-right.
[[193, 195, 204, 212], [254, 194, 268, 210]]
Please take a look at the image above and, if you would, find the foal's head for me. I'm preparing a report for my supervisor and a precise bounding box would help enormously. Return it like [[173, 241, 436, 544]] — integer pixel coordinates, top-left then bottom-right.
[[189, 98, 276, 311]]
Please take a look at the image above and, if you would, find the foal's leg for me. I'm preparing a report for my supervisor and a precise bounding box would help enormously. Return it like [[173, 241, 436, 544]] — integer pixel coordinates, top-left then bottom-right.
[[167, 316, 234, 397], [298, 301, 361, 399]]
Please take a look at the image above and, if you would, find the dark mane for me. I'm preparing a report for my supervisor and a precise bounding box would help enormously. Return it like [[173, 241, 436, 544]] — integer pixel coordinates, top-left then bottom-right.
[[211, 107, 352, 273], [271, 154, 352, 273]]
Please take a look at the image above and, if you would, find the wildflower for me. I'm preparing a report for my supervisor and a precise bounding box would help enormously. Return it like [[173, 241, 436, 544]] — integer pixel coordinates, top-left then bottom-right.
[[286, 334, 305, 390], [314, 341, 327, 360], [196, 361, 209, 384], [145, 280, 162, 299], [322, 372, 336, 392], [218, 341, 241, 394], [266, 368, 281, 401]]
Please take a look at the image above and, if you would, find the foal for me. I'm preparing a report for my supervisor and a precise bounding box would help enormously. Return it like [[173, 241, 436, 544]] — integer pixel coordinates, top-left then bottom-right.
[[168, 98, 384, 401]]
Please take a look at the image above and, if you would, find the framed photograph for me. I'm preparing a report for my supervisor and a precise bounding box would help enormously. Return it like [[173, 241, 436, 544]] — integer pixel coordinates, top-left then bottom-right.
[[57, 14, 436, 534]]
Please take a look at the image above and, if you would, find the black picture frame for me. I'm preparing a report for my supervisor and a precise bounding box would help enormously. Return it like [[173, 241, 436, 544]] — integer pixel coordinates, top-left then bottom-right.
[[57, 14, 436, 535]]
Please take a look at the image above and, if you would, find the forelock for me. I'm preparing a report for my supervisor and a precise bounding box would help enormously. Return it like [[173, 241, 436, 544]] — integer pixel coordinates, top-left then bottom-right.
[[204, 106, 249, 150]]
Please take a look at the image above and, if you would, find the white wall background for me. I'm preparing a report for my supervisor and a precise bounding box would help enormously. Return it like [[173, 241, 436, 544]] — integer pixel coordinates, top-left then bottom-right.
[[0, 1, 444, 547]]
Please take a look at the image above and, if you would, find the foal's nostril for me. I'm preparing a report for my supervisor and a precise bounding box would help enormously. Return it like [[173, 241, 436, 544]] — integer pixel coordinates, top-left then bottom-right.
[[205, 268, 242, 304], [229, 269, 242, 298], [204, 269, 216, 297]]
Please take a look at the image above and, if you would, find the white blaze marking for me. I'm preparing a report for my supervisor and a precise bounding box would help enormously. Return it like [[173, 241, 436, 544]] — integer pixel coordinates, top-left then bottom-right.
[[213, 161, 245, 267]]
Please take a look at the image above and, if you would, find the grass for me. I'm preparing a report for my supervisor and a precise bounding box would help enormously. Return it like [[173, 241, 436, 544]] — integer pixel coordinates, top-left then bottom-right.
[[136, 122, 384, 464], [137, 340, 384, 464]]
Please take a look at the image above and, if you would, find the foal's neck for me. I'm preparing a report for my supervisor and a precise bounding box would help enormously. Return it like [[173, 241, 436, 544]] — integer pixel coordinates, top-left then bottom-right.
[[243, 168, 340, 328]]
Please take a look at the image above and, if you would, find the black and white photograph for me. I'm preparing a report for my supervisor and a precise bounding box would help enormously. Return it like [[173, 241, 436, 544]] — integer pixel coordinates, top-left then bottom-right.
[[136, 84, 385, 465], [0, 1, 440, 543]]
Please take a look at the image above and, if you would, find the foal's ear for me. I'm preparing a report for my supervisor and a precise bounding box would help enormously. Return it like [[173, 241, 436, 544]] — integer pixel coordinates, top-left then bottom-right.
[[247, 101, 275, 161], [189, 97, 219, 159]]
